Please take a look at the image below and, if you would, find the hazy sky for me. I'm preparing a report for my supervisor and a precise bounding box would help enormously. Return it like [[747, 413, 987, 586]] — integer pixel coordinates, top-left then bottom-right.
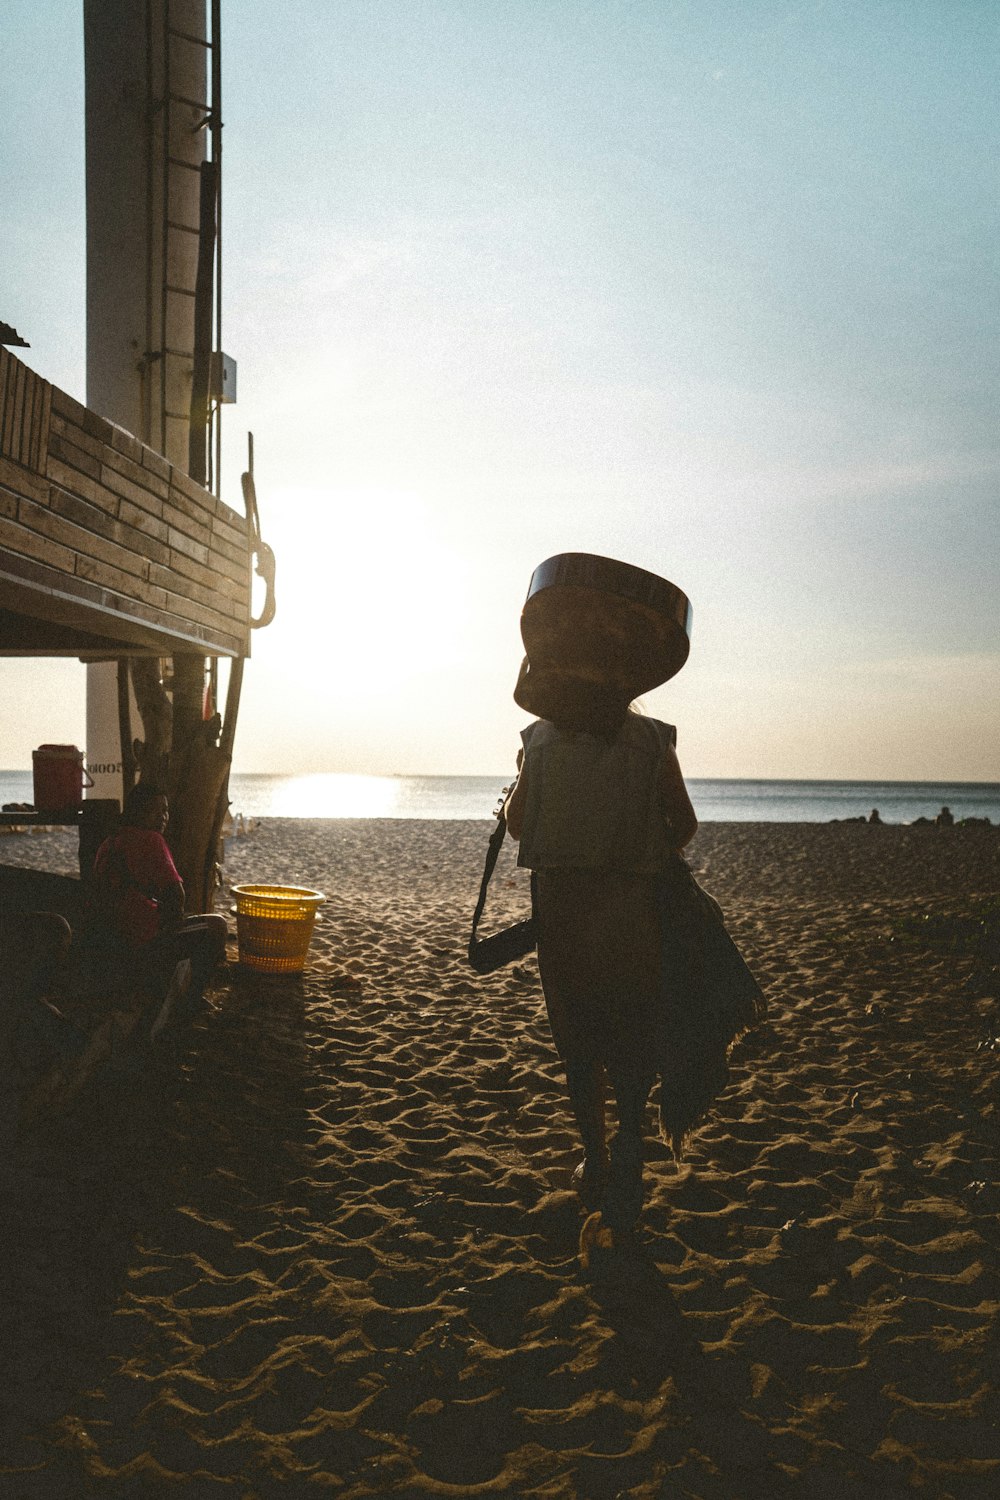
[[3, 1, 998, 778]]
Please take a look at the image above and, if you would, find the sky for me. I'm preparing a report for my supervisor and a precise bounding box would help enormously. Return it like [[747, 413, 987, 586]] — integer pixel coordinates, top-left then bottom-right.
[[2, 0, 998, 779]]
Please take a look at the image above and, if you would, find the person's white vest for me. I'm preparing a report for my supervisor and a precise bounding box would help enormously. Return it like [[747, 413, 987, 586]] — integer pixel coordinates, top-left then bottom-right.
[[516, 714, 676, 873]]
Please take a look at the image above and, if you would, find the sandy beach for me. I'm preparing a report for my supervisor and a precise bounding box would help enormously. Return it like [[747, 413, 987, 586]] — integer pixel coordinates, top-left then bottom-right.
[[1, 817, 999, 1497]]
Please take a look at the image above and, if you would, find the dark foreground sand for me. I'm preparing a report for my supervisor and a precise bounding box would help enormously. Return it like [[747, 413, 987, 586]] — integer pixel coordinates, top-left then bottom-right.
[[1, 819, 999, 1498]]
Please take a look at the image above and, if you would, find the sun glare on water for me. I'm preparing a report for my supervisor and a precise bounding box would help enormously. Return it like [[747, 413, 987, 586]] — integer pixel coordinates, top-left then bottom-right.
[[269, 773, 402, 817]]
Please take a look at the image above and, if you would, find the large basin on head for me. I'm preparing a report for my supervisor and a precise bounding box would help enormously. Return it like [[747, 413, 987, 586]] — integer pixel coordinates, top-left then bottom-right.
[[232, 884, 326, 975], [514, 553, 692, 721]]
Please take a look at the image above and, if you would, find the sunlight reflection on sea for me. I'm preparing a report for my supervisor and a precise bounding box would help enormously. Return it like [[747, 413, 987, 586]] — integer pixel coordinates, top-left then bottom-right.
[[269, 773, 407, 818], [232, 773, 505, 820], [227, 774, 1000, 823]]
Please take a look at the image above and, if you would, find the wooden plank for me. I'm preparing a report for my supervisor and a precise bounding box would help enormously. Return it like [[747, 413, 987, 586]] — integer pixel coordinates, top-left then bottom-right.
[[164, 546, 250, 603], [45, 454, 120, 518], [215, 495, 248, 530], [144, 567, 224, 621], [124, 527, 172, 571], [46, 484, 128, 546], [167, 527, 210, 566], [165, 483, 217, 534], [30, 375, 46, 472], [117, 497, 169, 545], [204, 545, 250, 587], [148, 557, 247, 613], [24, 365, 45, 469], [37, 381, 52, 471], [27, 374, 43, 472], [162, 542, 236, 595], [0, 453, 48, 504], [1, 361, 16, 458], [48, 431, 103, 483], [156, 583, 248, 637], [168, 463, 210, 508], [17, 494, 151, 583], [211, 525, 250, 561], [162, 497, 212, 548], [149, 555, 246, 606], [152, 614, 245, 654], [212, 510, 249, 548], [103, 583, 245, 651], [140, 444, 171, 483], [50, 411, 107, 462], [49, 384, 92, 431], [77, 404, 114, 446], [11, 362, 26, 465], [0, 353, 253, 655], [209, 532, 249, 569], [6, 362, 22, 458], [98, 461, 164, 519], [215, 591, 251, 623], [102, 443, 171, 502], [0, 550, 246, 656], [107, 423, 144, 466], [11, 360, 26, 459], [21, 370, 36, 470], [48, 484, 171, 569], [0, 512, 76, 573], [75, 552, 162, 603]]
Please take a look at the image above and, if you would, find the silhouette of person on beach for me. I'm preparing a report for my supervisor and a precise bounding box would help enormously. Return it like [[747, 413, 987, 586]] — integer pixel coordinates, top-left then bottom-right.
[[936, 806, 954, 827], [504, 675, 764, 1247]]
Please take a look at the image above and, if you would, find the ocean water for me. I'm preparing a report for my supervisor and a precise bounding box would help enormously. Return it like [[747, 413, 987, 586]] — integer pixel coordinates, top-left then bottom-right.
[[2, 769, 998, 824]]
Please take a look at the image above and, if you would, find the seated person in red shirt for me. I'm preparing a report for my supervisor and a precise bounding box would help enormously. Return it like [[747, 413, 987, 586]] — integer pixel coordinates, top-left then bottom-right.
[[92, 783, 228, 1009]]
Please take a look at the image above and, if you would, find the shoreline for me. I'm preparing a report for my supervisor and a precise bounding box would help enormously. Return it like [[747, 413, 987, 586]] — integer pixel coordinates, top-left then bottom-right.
[[5, 766, 1000, 829]]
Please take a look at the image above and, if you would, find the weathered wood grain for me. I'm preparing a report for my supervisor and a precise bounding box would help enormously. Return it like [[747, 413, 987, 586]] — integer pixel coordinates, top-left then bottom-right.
[[1, 351, 251, 656], [0, 511, 77, 573], [18, 495, 151, 584]]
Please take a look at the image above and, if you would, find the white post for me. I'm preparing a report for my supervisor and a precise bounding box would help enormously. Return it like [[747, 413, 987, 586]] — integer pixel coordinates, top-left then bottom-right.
[[84, 661, 124, 804], [83, 0, 208, 793]]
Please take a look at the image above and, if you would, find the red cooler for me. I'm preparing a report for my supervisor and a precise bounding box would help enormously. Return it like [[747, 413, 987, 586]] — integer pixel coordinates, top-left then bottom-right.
[[32, 745, 90, 818]]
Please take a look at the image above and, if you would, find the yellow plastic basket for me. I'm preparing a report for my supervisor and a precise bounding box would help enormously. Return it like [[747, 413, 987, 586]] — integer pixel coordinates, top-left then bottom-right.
[[232, 884, 326, 974]]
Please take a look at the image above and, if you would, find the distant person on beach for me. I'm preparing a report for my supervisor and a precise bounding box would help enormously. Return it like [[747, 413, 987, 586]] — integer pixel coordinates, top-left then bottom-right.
[[868, 809, 881, 824], [936, 806, 954, 827], [504, 679, 764, 1243], [89, 784, 227, 1009]]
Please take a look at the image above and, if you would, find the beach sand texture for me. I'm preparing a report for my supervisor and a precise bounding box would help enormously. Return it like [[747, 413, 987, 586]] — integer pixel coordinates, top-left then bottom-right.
[[1, 819, 999, 1497]]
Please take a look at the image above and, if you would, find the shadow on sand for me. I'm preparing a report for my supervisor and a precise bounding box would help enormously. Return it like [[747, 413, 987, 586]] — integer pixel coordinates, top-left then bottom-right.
[[0, 873, 312, 1488], [579, 1233, 796, 1497]]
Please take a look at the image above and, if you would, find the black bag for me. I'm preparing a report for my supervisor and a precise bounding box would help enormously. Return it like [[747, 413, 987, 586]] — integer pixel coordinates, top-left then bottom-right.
[[468, 913, 538, 974], [468, 799, 537, 974]]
